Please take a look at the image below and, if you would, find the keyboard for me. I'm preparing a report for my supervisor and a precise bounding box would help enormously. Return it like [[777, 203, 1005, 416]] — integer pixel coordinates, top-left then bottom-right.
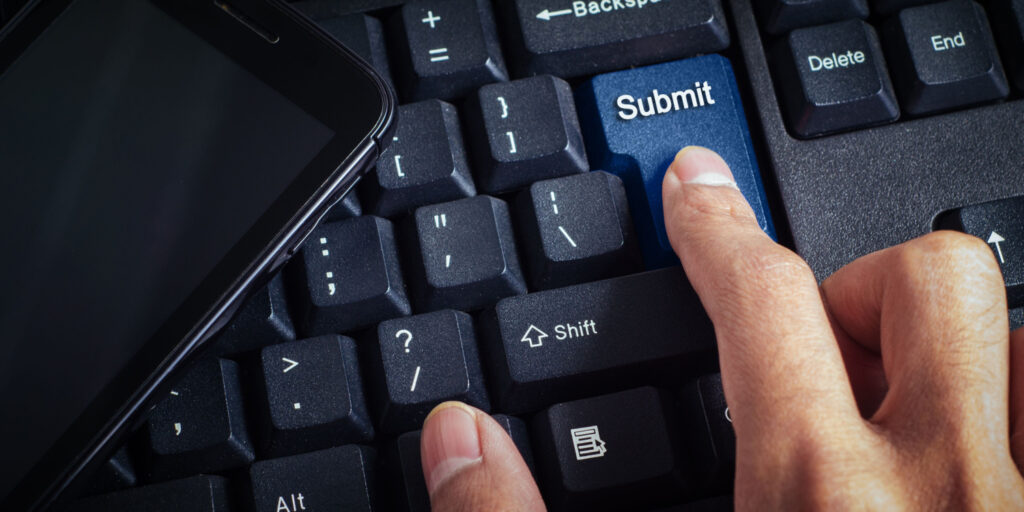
[[59, 0, 1024, 510]]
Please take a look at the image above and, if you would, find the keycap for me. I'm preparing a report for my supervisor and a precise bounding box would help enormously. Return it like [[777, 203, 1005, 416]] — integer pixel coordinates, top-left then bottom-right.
[[405, 196, 526, 311], [677, 374, 735, 495], [464, 75, 588, 194], [291, 0, 403, 18], [324, 191, 362, 222], [315, 14, 393, 87], [210, 274, 294, 357], [515, 171, 642, 290], [144, 358, 254, 481], [363, 100, 476, 217], [872, 0, 933, 16], [369, 310, 490, 433], [577, 55, 776, 269], [385, 415, 535, 512], [532, 387, 685, 511], [291, 216, 410, 336], [881, 0, 1009, 116], [991, 0, 1024, 90], [935, 195, 1024, 308], [249, 445, 375, 512], [258, 335, 374, 457], [388, 0, 508, 101], [68, 475, 231, 512], [481, 266, 715, 413], [770, 19, 899, 138], [84, 447, 136, 495], [756, 0, 868, 35], [498, 0, 729, 78]]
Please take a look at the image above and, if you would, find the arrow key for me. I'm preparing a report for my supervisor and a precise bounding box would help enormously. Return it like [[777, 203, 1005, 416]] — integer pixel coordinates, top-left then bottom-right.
[[258, 336, 374, 457], [936, 195, 1024, 308]]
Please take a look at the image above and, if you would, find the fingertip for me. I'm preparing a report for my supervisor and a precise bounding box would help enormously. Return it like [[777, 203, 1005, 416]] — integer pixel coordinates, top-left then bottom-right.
[[667, 146, 738, 189], [421, 402, 483, 496]]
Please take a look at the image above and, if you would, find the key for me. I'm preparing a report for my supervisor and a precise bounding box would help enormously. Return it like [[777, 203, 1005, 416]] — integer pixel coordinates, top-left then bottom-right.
[[292, 216, 411, 336], [516, 171, 642, 290], [291, 0, 404, 18], [991, 0, 1024, 90], [315, 14, 393, 87], [144, 358, 254, 480], [364, 100, 476, 217], [677, 374, 735, 495], [577, 55, 776, 268], [388, 0, 508, 101], [872, 0, 935, 16], [324, 191, 362, 222], [499, 0, 729, 78], [654, 496, 734, 512], [84, 447, 136, 495], [258, 335, 374, 457], [771, 19, 899, 138], [481, 267, 715, 413], [756, 0, 868, 35], [936, 195, 1024, 308], [211, 274, 295, 357], [405, 196, 526, 312], [882, 0, 1009, 116], [532, 387, 685, 511], [464, 75, 588, 194], [249, 445, 375, 512], [370, 310, 490, 433], [68, 475, 231, 512], [385, 415, 535, 512]]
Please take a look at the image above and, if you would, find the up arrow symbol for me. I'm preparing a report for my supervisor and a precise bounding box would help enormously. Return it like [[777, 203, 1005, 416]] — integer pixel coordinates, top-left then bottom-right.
[[988, 231, 1007, 264], [521, 325, 548, 348]]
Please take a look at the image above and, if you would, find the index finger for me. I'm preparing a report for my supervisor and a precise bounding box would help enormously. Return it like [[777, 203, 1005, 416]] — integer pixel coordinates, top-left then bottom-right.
[[661, 147, 860, 441]]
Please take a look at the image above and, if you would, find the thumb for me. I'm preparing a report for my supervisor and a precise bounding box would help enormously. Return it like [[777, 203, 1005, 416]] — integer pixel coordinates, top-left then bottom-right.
[[421, 402, 545, 512]]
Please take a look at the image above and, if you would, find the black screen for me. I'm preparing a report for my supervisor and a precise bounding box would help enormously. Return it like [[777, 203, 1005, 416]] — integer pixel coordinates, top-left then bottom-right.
[[0, 0, 334, 497]]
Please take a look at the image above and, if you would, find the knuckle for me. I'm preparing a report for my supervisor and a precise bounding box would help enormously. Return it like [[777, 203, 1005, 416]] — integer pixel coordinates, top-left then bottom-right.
[[896, 231, 1004, 295]]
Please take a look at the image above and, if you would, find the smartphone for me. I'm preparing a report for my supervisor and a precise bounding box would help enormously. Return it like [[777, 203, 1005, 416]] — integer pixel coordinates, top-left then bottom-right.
[[0, 0, 396, 508]]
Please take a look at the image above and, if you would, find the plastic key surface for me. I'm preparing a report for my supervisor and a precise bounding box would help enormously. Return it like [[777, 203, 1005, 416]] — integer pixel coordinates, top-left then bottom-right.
[[144, 358, 253, 481], [68, 475, 231, 512], [313, 13, 393, 87], [371, 310, 491, 433], [84, 447, 136, 495], [882, 0, 1009, 116], [249, 445, 375, 512], [210, 274, 294, 357], [500, 0, 729, 78], [771, 19, 899, 138], [516, 171, 642, 290], [482, 267, 716, 413], [466, 75, 588, 194], [365, 100, 476, 217], [532, 387, 685, 511], [293, 216, 411, 336], [258, 335, 374, 457], [678, 374, 735, 495], [936, 195, 1024, 308], [577, 55, 776, 269], [388, 0, 508, 101], [755, 0, 869, 35]]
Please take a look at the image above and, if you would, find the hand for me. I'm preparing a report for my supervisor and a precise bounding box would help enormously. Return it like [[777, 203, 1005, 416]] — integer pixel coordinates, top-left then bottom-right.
[[417, 146, 1024, 511]]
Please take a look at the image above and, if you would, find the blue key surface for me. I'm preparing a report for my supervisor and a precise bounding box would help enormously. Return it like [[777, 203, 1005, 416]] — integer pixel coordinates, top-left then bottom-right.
[[577, 55, 776, 268]]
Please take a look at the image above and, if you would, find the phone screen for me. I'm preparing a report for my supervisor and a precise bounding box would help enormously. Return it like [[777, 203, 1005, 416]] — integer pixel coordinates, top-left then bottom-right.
[[0, 0, 336, 497]]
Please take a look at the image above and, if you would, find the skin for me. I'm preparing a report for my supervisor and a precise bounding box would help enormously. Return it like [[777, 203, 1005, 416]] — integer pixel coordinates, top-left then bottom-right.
[[418, 146, 1024, 511]]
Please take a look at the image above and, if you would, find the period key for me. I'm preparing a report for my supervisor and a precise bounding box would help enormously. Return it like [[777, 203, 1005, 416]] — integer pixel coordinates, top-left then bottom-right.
[[936, 195, 1024, 308]]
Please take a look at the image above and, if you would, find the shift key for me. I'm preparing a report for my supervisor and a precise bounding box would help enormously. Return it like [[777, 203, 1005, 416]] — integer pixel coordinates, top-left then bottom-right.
[[481, 267, 717, 413]]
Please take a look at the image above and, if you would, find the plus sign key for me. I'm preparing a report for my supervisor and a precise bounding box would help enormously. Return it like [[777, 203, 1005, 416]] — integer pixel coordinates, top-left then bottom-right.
[[577, 55, 776, 269], [388, 0, 508, 101]]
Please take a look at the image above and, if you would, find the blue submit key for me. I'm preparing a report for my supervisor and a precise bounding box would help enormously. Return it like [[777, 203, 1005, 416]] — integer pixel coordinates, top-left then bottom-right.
[[577, 55, 776, 268]]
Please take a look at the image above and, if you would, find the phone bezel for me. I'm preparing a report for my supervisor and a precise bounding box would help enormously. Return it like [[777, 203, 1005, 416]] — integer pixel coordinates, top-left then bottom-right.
[[0, 0, 396, 509]]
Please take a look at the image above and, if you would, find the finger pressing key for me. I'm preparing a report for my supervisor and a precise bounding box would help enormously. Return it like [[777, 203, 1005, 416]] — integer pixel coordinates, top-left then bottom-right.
[[661, 146, 862, 453]]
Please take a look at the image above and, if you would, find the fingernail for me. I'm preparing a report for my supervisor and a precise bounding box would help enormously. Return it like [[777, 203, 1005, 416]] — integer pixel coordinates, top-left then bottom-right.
[[669, 146, 738, 189], [421, 402, 482, 496]]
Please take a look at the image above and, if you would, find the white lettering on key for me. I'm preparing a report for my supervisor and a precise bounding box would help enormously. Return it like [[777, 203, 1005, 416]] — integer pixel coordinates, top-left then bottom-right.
[[394, 155, 405, 177], [429, 48, 449, 62], [558, 226, 578, 247], [570, 425, 607, 460], [506, 131, 517, 154], [931, 32, 965, 51], [573, 0, 662, 17], [521, 324, 548, 348], [808, 51, 866, 71], [554, 319, 598, 340], [410, 365, 422, 392], [276, 493, 307, 512], [616, 82, 714, 120], [498, 96, 509, 118]]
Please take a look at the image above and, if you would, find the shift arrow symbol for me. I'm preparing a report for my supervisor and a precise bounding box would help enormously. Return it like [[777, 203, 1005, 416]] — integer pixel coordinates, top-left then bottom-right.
[[988, 231, 1007, 264], [536, 8, 572, 20], [521, 325, 548, 348], [282, 357, 299, 373]]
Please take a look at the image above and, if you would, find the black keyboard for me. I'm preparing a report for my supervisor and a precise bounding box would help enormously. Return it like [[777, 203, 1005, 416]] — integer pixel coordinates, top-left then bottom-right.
[[64, 0, 1024, 510]]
